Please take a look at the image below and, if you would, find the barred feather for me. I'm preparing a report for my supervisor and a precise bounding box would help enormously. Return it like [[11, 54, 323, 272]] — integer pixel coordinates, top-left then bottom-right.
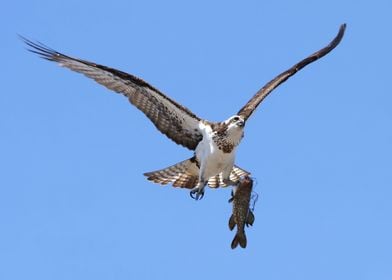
[[144, 158, 250, 189], [21, 37, 203, 150]]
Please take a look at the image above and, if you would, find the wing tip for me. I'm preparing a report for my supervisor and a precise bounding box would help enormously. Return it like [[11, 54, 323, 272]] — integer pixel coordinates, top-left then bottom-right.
[[19, 35, 60, 61], [333, 23, 347, 47]]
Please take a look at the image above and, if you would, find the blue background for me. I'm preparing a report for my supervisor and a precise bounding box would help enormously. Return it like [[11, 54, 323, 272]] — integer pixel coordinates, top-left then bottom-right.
[[1, 1, 391, 279]]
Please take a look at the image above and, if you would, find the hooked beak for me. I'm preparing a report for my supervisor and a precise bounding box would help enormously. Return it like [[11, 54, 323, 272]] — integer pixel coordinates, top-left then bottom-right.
[[237, 120, 245, 127]]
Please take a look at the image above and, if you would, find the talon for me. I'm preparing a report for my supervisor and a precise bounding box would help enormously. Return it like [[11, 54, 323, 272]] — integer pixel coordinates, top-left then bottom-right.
[[190, 187, 205, 200]]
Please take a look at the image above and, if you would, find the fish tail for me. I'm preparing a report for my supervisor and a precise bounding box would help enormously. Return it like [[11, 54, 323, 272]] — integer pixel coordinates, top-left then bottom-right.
[[231, 230, 247, 249]]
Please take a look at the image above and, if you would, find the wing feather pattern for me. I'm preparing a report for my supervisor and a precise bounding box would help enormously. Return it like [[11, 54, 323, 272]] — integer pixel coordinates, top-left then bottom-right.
[[22, 37, 203, 150], [144, 158, 250, 189], [237, 24, 346, 121]]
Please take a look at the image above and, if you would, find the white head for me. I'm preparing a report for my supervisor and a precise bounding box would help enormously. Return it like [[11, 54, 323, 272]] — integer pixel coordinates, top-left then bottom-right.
[[223, 115, 245, 144], [225, 115, 245, 130]]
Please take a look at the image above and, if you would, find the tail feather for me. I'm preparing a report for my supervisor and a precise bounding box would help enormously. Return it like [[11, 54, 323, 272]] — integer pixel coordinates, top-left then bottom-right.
[[144, 158, 251, 189], [144, 157, 199, 189], [231, 231, 247, 249], [207, 165, 250, 188], [173, 172, 198, 188]]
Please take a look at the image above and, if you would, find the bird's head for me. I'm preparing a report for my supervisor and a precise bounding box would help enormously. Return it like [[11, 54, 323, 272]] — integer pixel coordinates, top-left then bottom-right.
[[222, 115, 245, 144], [225, 115, 245, 130]]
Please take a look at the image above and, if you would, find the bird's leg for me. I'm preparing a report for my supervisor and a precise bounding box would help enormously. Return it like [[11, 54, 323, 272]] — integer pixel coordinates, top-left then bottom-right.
[[190, 181, 206, 200], [222, 163, 239, 187], [223, 178, 240, 187], [190, 161, 207, 200]]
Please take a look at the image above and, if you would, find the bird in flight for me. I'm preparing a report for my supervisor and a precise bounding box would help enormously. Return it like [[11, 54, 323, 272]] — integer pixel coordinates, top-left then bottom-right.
[[22, 24, 346, 200]]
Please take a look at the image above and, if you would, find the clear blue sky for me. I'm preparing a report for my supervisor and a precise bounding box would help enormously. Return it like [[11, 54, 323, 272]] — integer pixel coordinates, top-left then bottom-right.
[[1, 1, 391, 279]]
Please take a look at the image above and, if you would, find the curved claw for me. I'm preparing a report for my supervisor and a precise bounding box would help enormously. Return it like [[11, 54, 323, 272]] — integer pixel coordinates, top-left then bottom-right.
[[190, 188, 205, 200]]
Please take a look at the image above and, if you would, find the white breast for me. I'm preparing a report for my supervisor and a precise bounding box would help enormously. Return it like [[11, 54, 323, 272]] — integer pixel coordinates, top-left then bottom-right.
[[195, 122, 236, 179]]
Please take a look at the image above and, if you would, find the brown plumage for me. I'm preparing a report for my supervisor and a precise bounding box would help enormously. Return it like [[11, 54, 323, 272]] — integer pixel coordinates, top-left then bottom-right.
[[144, 157, 250, 188], [228, 175, 255, 249], [21, 37, 203, 150], [21, 24, 346, 197], [21, 24, 346, 150], [237, 23, 346, 121]]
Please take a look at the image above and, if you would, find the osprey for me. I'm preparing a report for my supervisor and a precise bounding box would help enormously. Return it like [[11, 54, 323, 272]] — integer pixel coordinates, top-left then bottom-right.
[[23, 24, 346, 200]]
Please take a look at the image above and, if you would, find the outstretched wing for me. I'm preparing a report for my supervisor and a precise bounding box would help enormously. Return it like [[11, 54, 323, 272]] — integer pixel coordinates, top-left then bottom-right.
[[22, 37, 203, 150], [237, 23, 346, 121]]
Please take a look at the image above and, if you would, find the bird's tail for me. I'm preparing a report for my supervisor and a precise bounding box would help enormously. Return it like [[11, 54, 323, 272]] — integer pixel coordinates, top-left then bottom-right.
[[207, 165, 250, 188], [144, 157, 200, 189], [144, 157, 250, 189], [231, 230, 247, 249]]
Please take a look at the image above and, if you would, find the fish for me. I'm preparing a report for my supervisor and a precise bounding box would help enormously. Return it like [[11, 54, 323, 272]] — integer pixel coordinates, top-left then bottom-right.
[[228, 175, 255, 249]]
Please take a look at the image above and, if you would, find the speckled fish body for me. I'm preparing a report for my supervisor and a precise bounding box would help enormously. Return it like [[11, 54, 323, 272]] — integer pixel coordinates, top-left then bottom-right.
[[228, 176, 255, 249]]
